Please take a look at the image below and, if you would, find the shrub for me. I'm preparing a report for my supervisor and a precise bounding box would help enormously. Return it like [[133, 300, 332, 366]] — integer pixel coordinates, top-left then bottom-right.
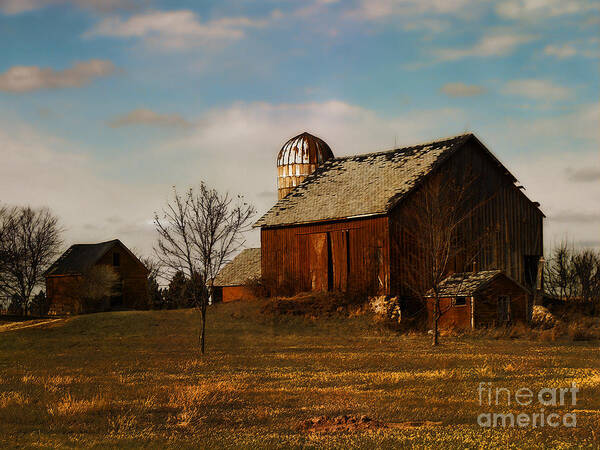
[[369, 296, 402, 325], [531, 305, 558, 329]]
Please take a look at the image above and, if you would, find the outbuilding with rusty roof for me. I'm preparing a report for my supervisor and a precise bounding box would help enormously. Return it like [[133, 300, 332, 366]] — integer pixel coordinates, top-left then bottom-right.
[[424, 270, 531, 329]]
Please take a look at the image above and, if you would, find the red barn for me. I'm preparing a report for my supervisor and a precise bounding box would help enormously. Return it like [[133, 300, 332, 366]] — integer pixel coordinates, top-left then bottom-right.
[[45, 239, 148, 315], [254, 132, 544, 316]]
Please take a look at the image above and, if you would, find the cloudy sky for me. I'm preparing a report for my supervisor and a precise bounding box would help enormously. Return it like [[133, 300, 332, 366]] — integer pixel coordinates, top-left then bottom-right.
[[0, 0, 598, 258]]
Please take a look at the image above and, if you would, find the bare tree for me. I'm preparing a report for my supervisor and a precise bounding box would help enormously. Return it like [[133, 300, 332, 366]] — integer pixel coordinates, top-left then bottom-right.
[[544, 242, 577, 301], [0, 206, 62, 315], [545, 244, 600, 313], [131, 250, 162, 281], [154, 183, 255, 354], [572, 250, 599, 305], [396, 172, 492, 346]]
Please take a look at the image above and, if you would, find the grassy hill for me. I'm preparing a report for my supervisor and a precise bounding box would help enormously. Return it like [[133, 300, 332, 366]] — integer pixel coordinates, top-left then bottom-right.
[[0, 301, 598, 448]]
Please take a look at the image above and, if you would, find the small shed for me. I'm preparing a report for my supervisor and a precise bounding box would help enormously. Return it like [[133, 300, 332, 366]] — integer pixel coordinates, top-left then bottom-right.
[[45, 239, 148, 315], [425, 270, 530, 329], [212, 248, 261, 303]]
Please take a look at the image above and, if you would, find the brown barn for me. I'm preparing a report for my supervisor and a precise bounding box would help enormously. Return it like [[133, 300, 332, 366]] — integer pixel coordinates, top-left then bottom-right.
[[212, 248, 261, 303], [255, 132, 544, 315], [46, 239, 148, 315], [424, 270, 530, 329]]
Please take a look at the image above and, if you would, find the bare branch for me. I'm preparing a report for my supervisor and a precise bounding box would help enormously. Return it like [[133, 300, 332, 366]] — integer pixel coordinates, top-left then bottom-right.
[[0, 206, 63, 314], [153, 183, 255, 353]]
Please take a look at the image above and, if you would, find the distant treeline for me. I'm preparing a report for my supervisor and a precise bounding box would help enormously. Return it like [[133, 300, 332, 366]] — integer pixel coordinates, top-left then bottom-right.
[[544, 242, 600, 312]]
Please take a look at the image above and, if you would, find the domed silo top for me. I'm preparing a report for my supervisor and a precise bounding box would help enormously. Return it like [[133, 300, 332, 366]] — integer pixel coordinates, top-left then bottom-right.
[[277, 132, 334, 200]]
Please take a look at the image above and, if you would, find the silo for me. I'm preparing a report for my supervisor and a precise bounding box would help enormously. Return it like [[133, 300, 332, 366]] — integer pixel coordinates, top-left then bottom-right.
[[277, 132, 334, 200]]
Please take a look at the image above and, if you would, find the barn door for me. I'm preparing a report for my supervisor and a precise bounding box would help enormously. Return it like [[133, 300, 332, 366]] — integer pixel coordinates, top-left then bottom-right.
[[330, 230, 348, 291], [308, 233, 329, 291]]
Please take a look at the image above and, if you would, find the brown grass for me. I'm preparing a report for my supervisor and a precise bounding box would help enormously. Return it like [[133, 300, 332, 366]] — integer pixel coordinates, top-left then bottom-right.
[[0, 300, 598, 448]]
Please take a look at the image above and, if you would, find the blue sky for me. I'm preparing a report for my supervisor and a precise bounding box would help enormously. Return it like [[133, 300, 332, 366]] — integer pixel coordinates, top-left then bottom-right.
[[0, 0, 599, 256]]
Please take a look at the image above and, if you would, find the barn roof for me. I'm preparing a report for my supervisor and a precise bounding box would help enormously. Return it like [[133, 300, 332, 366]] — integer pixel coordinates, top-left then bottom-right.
[[425, 270, 504, 297], [255, 134, 475, 228], [213, 248, 261, 287], [45, 239, 144, 276]]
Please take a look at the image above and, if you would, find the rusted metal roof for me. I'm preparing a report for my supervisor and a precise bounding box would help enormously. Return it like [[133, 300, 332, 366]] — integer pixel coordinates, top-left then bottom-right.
[[277, 132, 335, 200], [213, 248, 261, 287], [277, 132, 334, 166], [425, 270, 503, 297], [256, 134, 472, 228]]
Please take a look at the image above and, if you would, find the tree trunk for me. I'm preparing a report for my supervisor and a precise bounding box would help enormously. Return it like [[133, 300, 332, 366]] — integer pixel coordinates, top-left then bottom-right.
[[432, 297, 439, 346], [200, 304, 206, 354]]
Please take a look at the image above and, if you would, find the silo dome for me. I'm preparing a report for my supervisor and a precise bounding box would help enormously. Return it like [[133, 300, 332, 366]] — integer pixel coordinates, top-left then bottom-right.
[[277, 132, 334, 200]]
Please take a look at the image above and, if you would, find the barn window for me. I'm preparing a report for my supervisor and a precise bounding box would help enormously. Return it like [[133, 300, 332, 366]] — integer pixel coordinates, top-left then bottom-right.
[[454, 296, 467, 307], [112, 252, 120, 267]]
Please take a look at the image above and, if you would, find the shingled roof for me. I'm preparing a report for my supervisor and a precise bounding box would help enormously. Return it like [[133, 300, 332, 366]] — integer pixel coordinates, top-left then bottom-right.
[[425, 270, 503, 297], [255, 134, 475, 228], [45, 239, 144, 276], [213, 248, 261, 287]]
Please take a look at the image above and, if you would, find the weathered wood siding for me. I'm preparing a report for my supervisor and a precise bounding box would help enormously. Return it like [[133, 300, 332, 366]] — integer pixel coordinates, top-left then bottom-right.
[[474, 276, 529, 326], [46, 275, 82, 315], [95, 244, 149, 310], [261, 216, 390, 295], [222, 285, 256, 302], [426, 297, 473, 330], [390, 139, 544, 296]]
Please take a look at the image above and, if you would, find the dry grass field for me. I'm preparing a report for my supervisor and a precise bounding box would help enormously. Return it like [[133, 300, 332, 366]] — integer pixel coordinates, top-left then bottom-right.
[[0, 301, 599, 448]]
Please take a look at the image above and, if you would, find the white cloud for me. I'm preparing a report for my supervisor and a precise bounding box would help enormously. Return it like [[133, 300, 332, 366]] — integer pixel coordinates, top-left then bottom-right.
[[351, 0, 483, 20], [347, 0, 491, 33], [84, 10, 270, 50], [0, 60, 115, 93], [154, 100, 600, 251], [464, 102, 600, 248], [532, 103, 599, 142], [2, 100, 597, 260], [502, 79, 571, 101], [544, 44, 578, 59], [434, 33, 534, 62], [496, 0, 599, 20], [0, 0, 138, 14], [543, 41, 600, 59], [147, 100, 470, 246], [511, 149, 600, 250], [566, 167, 600, 183], [108, 109, 192, 128], [441, 82, 486, 97], [0, 121, 163, 258], [0, 101, 469, 255]]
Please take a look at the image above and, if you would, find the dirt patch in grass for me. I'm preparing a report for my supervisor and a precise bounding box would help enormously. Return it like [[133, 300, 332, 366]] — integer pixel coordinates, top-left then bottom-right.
[[298, 415, 443, 433], [299, 415, 385, 433]]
